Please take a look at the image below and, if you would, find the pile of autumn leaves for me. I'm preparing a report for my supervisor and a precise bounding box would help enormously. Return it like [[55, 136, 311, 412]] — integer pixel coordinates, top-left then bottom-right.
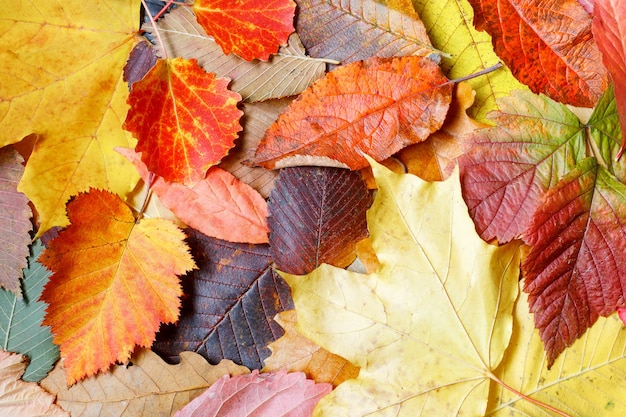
[[3, 0, 626, 415]]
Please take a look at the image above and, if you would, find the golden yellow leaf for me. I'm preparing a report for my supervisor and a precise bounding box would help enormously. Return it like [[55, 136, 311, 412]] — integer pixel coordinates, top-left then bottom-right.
[[282, 160, 522, 415], [41, 349, 249, 417], [0, 1, 141, 234]]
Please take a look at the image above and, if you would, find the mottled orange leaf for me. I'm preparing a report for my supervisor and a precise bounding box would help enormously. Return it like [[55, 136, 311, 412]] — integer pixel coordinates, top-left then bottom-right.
[[468, 0, 608, 107], [252, 56, 452, 170], [39, 189, 196, 384], [263, 310, 360, 387], [124, 58, 242, 186], [117, 148, 269, 244], [593, 0, 626, 154], [192, 0, 296, 61]]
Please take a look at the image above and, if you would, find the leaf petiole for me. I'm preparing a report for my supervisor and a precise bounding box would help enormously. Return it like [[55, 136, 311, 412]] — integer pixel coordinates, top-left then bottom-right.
[[448, 62, 503, 84]]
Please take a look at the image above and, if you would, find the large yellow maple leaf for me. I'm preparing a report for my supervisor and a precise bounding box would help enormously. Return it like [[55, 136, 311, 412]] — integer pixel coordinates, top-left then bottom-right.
[[282, 160, 522, 415], [0, 0, 141, 234], [39, 189, 196, 384]]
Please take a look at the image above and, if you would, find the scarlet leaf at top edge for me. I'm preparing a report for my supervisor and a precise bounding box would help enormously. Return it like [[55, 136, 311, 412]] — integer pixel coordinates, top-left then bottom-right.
[[0, 147, 31, 296], [522, 157, 626, 366], [268, 166, 372, 274], [593, 0, 626, 153], [459, 90, 587, 243], [252, 56, 452, 170], [468, 0, 608, 107], [40, 189, 196, 384], [153, 230, 293, 371], [124, 58, 242, 186], [192, 0, 296, 61]]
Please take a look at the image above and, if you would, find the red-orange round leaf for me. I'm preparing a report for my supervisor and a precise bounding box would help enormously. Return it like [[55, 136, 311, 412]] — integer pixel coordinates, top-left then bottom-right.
[[124, 58, 242, 186], [192, 0, 296, 61]]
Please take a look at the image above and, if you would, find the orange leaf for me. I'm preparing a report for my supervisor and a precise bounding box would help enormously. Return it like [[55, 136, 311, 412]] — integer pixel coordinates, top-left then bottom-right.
[[39, 190, 196, 384], [263, 310, 359, 387], [192, 0, 296, 61], [118, 148, 269, 244], [124, 58, 242, 186], [252, 56, 452, 170]]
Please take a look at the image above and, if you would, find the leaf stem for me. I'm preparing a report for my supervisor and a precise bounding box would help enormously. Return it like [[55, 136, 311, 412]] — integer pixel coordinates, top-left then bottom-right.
[[136, 172, 156, 223], [487, 372, 573, 417], [140, 0, 168, 59], [448, 62, 503, 84]]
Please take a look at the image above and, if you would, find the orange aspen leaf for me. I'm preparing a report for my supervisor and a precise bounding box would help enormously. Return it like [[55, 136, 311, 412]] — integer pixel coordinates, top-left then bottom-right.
[[252, 56, 452, 170], [124, 57, 242, 186], [118, 148, 269, 244], [192, 0, 296, 61], [39, 189, 196, 384]]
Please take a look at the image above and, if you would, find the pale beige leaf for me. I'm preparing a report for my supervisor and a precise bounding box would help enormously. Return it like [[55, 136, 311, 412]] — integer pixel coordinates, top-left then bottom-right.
[[40, 349, 249, 417], [0, 350, 68, 417], [147, 7, 326, 102]]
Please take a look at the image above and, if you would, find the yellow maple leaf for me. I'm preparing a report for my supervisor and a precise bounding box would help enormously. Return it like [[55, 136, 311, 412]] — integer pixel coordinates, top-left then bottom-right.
[[0, 1, 141, 234], [282, 159, 522, 415], [39, 189, 196, 385]]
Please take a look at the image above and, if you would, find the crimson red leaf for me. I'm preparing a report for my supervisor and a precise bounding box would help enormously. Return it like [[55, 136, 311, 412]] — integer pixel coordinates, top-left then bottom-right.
[[468, 0, 608, 107], [593, 0, 626, 154], [268, 166, 372, 274], [0, 147, 31, 296], [192, 0, 296, 61], [252, 56, 452, 170], [459, 91, 587, 243], [173, 370, 331, 417], [522, 158, 626, 366], [124, 57, 242, 185], [152, 230, 294, 370]]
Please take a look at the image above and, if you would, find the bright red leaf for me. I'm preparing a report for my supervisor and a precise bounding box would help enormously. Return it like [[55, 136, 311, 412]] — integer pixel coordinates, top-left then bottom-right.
[[459, 91, 587, 243], [593, 0, 626, 154], [468, 0, 608, 107], [118, 148, 269, 244], [252, 56, 452, 170], [40, 189, 196, 384], [124, 57, 242, 186], [173, 370, 331, 417], [522, 158, 626, 366], [192, 0, 296, 61]]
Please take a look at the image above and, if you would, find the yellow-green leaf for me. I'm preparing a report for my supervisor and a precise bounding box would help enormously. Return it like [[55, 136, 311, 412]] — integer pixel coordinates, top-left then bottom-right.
[[487, 290, 626, 416], [0, 1, 141, 234], [411, 0, 527, 121], [282, 160, 521, 416]]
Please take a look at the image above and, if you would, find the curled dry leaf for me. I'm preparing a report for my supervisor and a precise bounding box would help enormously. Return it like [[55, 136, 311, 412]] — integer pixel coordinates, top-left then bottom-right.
[[192, 0, 296, 61], [124, 57, 243, 186], [40, 189, 196, 384], [41, 349, 249, 417], [263, 310, 360, 387], [253, 56, 452, 170]]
